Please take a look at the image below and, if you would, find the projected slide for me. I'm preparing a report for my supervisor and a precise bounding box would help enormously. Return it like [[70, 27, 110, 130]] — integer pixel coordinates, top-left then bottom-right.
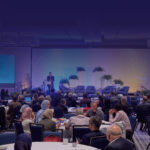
[[0, 55, 15, 83]]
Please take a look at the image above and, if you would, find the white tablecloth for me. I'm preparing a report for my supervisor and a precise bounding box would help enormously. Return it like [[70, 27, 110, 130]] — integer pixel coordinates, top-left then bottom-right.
[[4, 142, 97, 150]]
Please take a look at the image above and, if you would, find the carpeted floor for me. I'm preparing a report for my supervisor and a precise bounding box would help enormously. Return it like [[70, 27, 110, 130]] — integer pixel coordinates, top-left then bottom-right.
[[133, 125, 150, 150]]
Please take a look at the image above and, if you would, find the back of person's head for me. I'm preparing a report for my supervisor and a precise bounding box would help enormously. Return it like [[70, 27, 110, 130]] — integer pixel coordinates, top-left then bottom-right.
[[20, 104, 30, 114], [75, 107, 83, 115], [60, 98, 66, 105], [33, 94, 38, 100], [106, 124, 122, 142], [45, 95, 51, 101], [22, 107, 33, 120], [89, 116, 102, 130], [39, 95, 45, 101], [121, 96, 127, 105], [18, 95, 25, 102], [41, 100, 50, 110], [83, 93, 88, 98], [14, 133, 32, 150], [113, 104, 122, 111], [42, 109, 53, 120], [12, 93, 19, 102]]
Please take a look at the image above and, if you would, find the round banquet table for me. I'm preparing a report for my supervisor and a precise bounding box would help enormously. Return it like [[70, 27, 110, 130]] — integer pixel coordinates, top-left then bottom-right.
[[4, 142, 98, 150]]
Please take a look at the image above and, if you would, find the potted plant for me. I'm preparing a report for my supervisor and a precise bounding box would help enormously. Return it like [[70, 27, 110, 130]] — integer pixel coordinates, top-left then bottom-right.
[[92, 66, 104, 89], [69, 75, 79, 88], [102, 74, 112, 88], [59, 78, 70, 88], [114, 79, 124, 89], [77, 67, 86, 86]]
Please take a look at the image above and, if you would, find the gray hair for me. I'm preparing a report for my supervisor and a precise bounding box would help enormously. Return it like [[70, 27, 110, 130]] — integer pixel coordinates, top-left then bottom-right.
[[75, 108, 83, 115]]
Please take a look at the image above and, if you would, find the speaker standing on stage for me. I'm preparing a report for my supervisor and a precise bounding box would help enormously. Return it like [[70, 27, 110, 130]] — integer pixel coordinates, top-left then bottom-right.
[[47, 72, 55, 92]]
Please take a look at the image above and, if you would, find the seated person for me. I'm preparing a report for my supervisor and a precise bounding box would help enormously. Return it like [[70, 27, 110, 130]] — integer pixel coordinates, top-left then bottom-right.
[[54, 98, 68, 118], [39, 109, 57, 131], [109, 104, 132, 139], [21, 107, 34, 134], [81, 116, 108, 146], [80, 93, 91, 106], [120, 96, 131, 115], [14, 133, 32, 150], [35, 100, 50, 123], [66, 92, 77, 107], [109, 104, 131, 130], [86, 101, 104, 120], [83, 100, 91, 113], [7, 94, 22, 127], [31, 94, 41, 113], [65, 108, 89, 137], [105, 124, 134, 150]]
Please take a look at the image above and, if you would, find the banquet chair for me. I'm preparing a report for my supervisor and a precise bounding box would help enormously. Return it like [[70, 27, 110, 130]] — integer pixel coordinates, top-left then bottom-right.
[[43, 129, 63, 142], [0, 106, 6, 130], [73, 125, 90, 142], [64, 113, 75, 119], [14, 120, 24, 136], [128, 115, 137, 141], [146, 117, 150, 150], [90, 135, 109, 150], [29, 123, 44, 141], [0, 131, 16, 145]]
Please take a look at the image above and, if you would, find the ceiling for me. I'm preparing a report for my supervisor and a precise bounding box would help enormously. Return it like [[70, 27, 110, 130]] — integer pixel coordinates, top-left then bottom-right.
[[0, 1, 150, 47]]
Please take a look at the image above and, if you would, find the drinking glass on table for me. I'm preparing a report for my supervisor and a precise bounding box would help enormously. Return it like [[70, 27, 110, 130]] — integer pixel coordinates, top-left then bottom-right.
[[63, 138, 68, 145]]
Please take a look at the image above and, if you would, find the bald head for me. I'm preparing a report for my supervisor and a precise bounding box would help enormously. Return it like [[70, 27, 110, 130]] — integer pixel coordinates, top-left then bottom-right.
[[107, 124, 122, 142]]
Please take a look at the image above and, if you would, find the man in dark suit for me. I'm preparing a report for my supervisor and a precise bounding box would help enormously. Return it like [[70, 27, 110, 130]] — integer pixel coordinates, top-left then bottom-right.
[[81, 116, 108, 146], [105, 124, 134, 150], [47, 72, 55, 93]]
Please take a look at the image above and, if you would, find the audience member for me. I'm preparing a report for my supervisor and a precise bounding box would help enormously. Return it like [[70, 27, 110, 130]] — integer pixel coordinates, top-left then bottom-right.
[[86, 102, 104, 120], [65, 108, 89, 137], [7, 94, 21, 127], [81, 116, 108, 146], [109, 104, 132, 139], [105, 124, 134, 150], [53, 90, 63, 107], [18, 95, 25, 105], [31, 94, 41, 112], [120, 96, 131, 115], [35, 100, 50, 123], [39, 109, 56, 131], [14, 133, 32, 150], [54, 98, 68, 118], [21, 107, 34, 134], [83, 100, 91, 113], [136, 95, 150, 130], [66, 92, 77, 107], [0, 89, 5, 100], [80, 93, 91, 106]]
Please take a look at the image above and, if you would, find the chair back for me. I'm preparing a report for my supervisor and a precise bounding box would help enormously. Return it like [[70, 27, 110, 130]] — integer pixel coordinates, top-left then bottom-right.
[[129, 115, 137, 133], [146, 117, 150, 136], [90, 135, 109, 150], [29, 123, 44, 141], [73, 125, 90, 142], [43, 129, 63, 142], [0, 106, 6, 130], [14, 120, 24, 136], [0, 132, 16, 145], [43, 136, 61, 142], [64, 113, 75, 119]]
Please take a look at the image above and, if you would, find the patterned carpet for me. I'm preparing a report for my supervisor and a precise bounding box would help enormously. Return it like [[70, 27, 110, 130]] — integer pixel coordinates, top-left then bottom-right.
[[133, 125, 150, 150]]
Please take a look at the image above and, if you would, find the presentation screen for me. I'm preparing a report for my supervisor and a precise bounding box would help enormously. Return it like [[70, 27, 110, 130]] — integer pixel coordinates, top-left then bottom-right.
[[0, 55, 15, 84]]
